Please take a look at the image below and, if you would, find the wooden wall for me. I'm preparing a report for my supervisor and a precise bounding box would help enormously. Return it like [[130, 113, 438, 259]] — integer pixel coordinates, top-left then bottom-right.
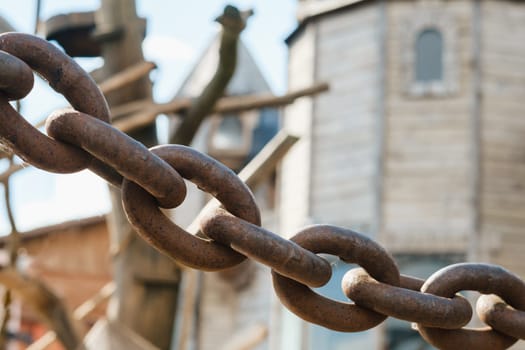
[[479, 0, 525, 278], [281, 2, 382, 237], [381, 0, 475, 253], [21, 217, 112, 325], [309, 3, 381, 233], [279, 25, 316, 237], [282, 0, 525, 349], [0, 217, 112, 349]]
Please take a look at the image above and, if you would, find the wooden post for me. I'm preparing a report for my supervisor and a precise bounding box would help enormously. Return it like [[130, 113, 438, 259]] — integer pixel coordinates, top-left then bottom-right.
[[94, 1, 180, 348]]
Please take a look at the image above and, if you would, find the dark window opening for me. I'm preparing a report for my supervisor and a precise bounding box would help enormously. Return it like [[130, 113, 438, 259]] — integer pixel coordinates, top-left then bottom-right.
[[415, 29, 443, 82]]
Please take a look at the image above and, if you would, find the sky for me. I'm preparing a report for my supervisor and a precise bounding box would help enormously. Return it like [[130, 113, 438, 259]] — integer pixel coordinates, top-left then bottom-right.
[[0, 0, 297, 234]]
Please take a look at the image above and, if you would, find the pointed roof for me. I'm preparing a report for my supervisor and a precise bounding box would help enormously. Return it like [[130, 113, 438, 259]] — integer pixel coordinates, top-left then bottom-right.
[[176, 32, 273, 98]]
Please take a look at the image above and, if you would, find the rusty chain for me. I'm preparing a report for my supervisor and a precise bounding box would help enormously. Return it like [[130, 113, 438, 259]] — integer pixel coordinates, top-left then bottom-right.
[[0, 33, 524, 350]]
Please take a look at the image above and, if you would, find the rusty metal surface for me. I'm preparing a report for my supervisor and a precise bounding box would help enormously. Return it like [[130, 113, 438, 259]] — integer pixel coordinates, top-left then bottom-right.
[[0, 95, 92, 173], [1, 33, 525, 350], [272, 225, 400, 332], [201, 208, 331, 287], [46, 109, 186, 208], [417, 326, 517, 350], [0, 50, 33, 100], [0, 32, 109, 173], [0, 33, 109, 121], [342, 267, 472, 328], [417, 263, 525, 349], [121, 145, 260, 270], [477, 294, 525, 340], [399, 274, 425, 291]]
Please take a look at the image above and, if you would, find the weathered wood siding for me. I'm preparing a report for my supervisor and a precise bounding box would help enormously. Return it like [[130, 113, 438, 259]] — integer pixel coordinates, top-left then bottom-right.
[[21, 218, 111, 321], [280, 25, 316, 236], [382, 1, 474, 252], [278, 23, 318, 350], [310, 3, 381, 233], [479, 0, 525, 282], [197, 265, 272, 350]]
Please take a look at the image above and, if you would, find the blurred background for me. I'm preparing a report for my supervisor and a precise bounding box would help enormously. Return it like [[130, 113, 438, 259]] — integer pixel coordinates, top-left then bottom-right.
[[0, 0, 524, 349]]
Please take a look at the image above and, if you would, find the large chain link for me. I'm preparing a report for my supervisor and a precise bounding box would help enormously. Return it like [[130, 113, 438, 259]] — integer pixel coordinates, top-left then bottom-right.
[[1, 33, 524, 350]]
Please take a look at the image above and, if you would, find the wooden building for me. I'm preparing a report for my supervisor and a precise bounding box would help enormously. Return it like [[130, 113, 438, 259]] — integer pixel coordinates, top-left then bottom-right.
[[280, 0, 525, 349], [0, 216, 111, 349]]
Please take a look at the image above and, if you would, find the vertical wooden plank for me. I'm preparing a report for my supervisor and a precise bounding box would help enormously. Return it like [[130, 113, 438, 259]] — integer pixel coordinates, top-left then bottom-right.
[[374, 0, 387, 241], [279, 22, 317, 350], [468, 0, 483, 262], [95, 1, 180, 348], [280, 25, 316, 235], [479, 0, 525, 288]]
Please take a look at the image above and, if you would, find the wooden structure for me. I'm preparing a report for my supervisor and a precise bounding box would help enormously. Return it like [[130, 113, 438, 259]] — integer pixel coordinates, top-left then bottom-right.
[[0, 4, 323, 349], [281, 0, 525, 349], [0, 216, 111, 349], [91, 1, 181, 348]]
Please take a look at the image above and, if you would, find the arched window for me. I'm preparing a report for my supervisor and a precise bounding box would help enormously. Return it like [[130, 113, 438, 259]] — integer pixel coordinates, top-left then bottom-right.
[[415, 29, 443, 82]]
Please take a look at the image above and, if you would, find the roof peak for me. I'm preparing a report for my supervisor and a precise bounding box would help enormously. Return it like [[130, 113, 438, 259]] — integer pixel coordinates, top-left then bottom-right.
[[176, 32, 273, 98]]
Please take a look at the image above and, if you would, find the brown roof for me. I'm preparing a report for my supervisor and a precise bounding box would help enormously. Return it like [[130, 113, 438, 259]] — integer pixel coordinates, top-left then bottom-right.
[[0, 215, 106, 247]]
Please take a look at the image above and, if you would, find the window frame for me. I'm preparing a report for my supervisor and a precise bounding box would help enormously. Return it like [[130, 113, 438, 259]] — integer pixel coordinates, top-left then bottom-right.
[[415, 28, 444, 83], [402, 10, 458, 97]]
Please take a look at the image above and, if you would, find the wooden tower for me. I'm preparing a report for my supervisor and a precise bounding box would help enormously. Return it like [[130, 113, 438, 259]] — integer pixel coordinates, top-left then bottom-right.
[[280, 0, 525, 349]]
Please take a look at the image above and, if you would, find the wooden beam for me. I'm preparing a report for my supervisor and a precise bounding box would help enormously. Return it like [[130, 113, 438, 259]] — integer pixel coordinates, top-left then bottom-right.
[[113, 82, 329, 133], [94, 0, 177, 348], [113, 99, 190, 132], [187, 131, 299, 235], [215, 82, 329, 114], [27, 282, 116, 350], [240, 130, 299, 189], [98, 61, 156, 95], [109, 98, 152, 121], [1, 82, 322, 188]]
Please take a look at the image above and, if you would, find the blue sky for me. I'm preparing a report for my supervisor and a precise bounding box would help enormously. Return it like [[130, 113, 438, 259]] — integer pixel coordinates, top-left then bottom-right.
[[0, 0, 297, 234]]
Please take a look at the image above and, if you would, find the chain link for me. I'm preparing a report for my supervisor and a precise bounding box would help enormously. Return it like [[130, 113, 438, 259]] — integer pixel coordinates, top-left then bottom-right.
[[416, 263, 525, 349], [122, 144, 260, 270], [271, 225, 400, 332], [47, 109, 186, 208], [477, 294, 525, 340], [201, 208, 331, 287], [1, 33, 524, 349], [342, 267, 472, 329]]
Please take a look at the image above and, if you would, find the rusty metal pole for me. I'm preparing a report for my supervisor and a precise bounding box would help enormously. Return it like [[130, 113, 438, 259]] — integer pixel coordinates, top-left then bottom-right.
[[94, 1, 180, 348]]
